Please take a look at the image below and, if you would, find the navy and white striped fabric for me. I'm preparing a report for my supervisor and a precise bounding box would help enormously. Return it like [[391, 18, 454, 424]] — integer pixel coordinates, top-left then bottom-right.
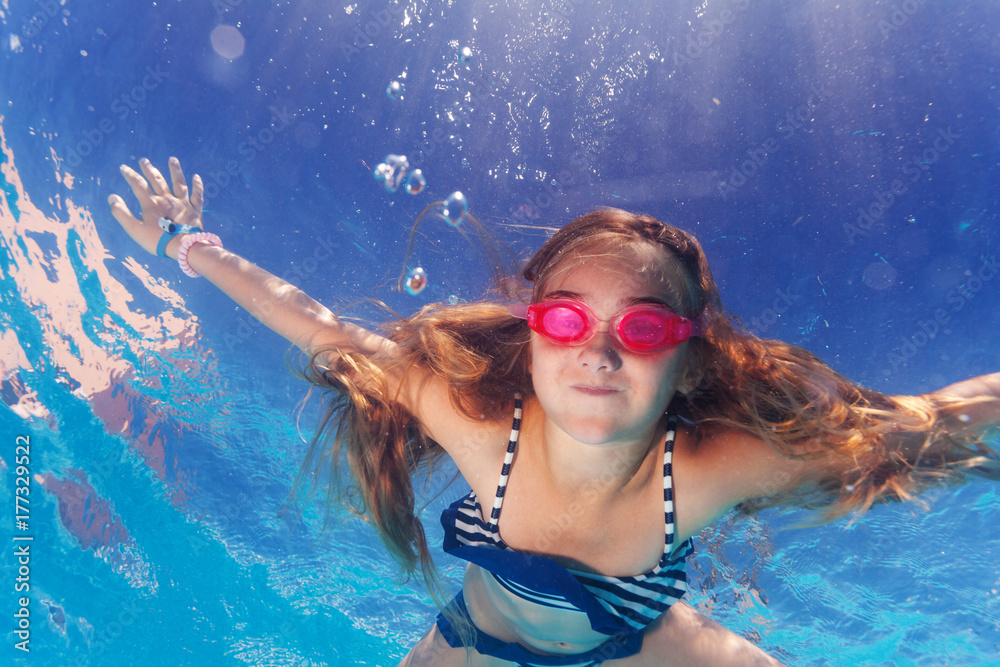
[[441, 393, 694, 639]]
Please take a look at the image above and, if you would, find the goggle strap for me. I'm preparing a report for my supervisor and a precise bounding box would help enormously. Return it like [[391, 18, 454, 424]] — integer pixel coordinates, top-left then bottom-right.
[[507, 303, 529, 319], [688, 313, 707, 338]]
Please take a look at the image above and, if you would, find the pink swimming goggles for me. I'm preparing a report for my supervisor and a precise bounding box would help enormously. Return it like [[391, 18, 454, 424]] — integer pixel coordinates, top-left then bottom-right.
[[507, 298, 705, 354]]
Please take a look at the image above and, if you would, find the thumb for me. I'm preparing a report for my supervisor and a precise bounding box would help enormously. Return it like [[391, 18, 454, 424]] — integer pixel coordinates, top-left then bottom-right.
[[108, 194, 138, 227], [108, 193, 161, 255]]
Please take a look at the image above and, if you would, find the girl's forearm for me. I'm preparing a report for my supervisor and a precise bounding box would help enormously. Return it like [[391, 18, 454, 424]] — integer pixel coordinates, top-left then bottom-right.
[[931, 372, 1000, 401], [925, 372, 1000, 438], [185, 242, 384, 357]]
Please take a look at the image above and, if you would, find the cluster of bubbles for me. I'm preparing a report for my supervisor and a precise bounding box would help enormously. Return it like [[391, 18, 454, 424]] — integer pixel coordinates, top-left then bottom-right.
[[370, 155, 466, 226], [404, 266, 428, 295], [372, 154, 426, 195], [380, 49, 476, 297]]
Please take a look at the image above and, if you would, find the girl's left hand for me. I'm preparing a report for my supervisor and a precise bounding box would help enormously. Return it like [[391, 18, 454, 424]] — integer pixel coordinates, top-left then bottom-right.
[[108, 156, 205, 257]]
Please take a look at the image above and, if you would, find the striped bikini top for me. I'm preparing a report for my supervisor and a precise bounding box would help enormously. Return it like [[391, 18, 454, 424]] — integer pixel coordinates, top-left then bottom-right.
[[440, 394, 694, 637]]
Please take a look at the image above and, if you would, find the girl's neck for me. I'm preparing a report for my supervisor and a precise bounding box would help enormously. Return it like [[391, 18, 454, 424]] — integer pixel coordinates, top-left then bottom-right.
[[521, 395, 662, 501]]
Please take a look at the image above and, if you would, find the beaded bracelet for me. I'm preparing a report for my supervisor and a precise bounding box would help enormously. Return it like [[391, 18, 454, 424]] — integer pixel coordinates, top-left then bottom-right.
[[176, 232, 223, 278]]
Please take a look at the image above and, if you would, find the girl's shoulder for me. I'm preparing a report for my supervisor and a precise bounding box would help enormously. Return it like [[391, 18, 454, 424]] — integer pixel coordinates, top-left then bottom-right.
[[671, 423, 828, 541], [395, 363, 516, 486]]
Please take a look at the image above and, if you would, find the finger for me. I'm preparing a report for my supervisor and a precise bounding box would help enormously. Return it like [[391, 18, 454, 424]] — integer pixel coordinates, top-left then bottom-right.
[[120, 164, 156, 205], [107, 193, 140, 227], [139, 157, 170, 196], [168, 156, 189, 199], [191, 174, 205, 217]]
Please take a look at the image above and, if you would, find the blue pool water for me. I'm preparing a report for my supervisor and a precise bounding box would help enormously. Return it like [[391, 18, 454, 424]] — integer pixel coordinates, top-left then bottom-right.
[[1, 0, 998, 664]]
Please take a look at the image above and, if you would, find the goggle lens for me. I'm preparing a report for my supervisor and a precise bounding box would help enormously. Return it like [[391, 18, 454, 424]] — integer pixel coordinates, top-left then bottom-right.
[[619, 311, 670, 349], [537, 305, 588, 343]]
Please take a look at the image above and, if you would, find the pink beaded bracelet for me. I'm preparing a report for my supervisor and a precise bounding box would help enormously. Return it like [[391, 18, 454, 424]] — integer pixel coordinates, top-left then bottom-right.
[[176, 232, 223, 278]]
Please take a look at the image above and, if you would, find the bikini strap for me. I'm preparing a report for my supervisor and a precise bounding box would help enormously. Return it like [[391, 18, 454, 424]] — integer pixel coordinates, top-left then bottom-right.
[[488, 392, 523, 527], [662, 415, 679, 555]]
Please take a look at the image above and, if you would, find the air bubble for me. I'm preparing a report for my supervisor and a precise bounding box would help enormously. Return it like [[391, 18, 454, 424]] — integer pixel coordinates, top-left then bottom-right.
[[386, 80, 404, 100], [443, 191, 468, 226], [372, 154, 409, 193], [405, 169, 426, 195], [862, 261, 896, 290], [404, 267, 428, 295], [459, 46, 473, 64]]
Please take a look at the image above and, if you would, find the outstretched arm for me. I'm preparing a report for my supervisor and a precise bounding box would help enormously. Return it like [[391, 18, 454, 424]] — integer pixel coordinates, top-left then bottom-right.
[[108, 157, 386, 359], [674, 372, 1000, 541], [108, 157, 505, 467]]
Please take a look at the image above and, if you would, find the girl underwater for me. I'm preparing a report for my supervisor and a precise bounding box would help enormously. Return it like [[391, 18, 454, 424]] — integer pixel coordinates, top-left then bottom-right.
[[109, 157, 1000, 666]]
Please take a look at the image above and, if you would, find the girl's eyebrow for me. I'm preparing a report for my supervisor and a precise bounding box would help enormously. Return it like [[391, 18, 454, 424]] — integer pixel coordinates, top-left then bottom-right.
[[542, 289, 582, 300], [626, 295, 673, 308], [542, 289, 673, 308]]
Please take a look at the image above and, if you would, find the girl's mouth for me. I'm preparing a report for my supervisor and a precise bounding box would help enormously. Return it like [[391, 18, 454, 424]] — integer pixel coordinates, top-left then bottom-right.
[[572, 386, 620, 396]]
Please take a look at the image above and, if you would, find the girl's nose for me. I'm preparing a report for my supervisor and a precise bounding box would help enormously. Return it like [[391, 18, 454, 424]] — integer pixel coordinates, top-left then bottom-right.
[[578, 332, 622, 372]]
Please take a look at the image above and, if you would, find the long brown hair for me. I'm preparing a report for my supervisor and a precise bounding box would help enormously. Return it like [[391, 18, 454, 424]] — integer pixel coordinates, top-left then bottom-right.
[[291, 207, 998, 588]]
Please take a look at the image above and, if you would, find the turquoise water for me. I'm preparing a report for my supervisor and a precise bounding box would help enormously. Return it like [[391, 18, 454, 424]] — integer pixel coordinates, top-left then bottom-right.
[[2, 0, 999, 664]]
